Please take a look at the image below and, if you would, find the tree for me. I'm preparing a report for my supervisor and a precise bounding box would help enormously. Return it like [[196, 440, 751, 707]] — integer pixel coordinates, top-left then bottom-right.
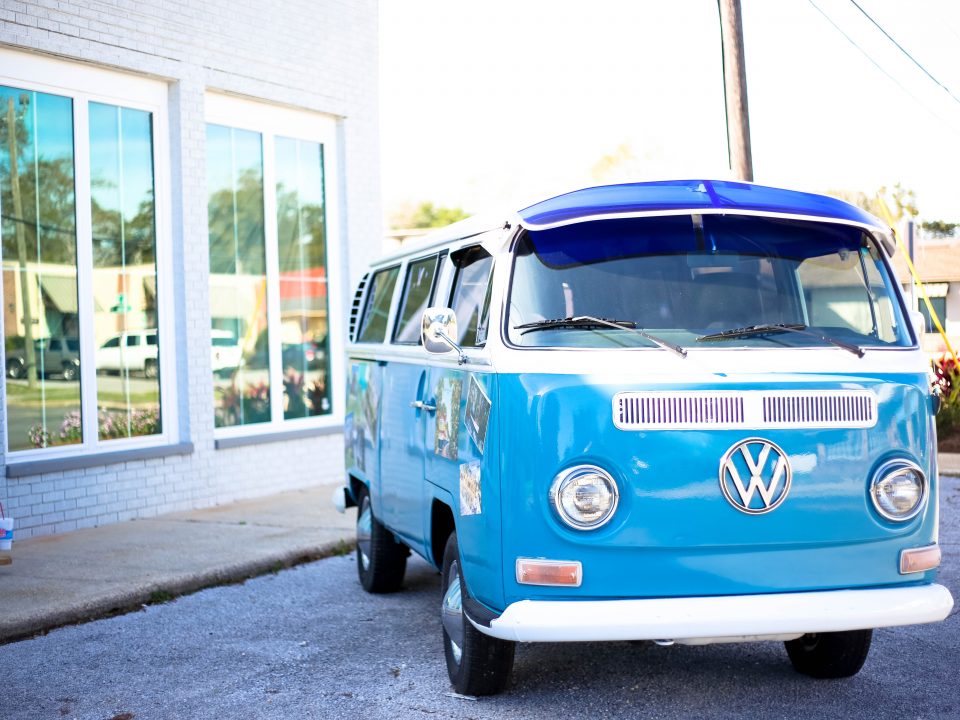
[[826, 183, 918, 223], [393, 201, 469, 230], [591, 143, 640, 183], [921, 220, 959, 239]]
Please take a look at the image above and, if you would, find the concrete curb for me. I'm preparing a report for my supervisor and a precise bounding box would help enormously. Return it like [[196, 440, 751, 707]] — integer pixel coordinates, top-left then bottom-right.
[[0, 538, 354, 644], [0, 486, 356, 645], [940, 452, 960, 476]]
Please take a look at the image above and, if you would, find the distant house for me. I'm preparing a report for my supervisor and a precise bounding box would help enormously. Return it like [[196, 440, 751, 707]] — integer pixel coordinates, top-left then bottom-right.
[[890, 234, 960, 355]]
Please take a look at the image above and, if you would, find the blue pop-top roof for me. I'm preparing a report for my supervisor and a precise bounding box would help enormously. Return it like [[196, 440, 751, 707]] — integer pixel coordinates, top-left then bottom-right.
[[518, 180, 885, 230]]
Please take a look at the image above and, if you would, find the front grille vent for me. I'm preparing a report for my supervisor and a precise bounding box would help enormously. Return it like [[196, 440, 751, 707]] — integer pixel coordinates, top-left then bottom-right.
[[618, 394, 744, 428], [613, 390, 876, 430], [762, 393, 875, 427]]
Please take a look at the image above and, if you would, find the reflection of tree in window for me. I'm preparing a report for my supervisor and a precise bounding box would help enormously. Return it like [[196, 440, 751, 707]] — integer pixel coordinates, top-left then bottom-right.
[[88, 102, 161, 440], [208, 169, 266, 275], [276, 137, 329, 419], [1, 86, 82, 450], [206, 124, 270, 427]]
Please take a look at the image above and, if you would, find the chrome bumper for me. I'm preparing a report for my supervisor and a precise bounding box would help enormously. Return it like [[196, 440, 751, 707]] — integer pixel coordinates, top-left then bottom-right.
[[475, 584, 954, 643]]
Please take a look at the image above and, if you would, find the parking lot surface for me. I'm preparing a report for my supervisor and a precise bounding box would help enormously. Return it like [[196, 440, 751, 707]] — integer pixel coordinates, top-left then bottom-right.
[[3, 475, 958, 720]]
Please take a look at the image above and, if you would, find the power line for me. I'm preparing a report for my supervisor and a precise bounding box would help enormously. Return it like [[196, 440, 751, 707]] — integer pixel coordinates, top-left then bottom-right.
[[848, 0, 960, 108], [807, 0, 960, 135]]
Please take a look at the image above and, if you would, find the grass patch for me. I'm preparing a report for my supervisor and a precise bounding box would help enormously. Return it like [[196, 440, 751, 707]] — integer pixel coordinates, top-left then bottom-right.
[[148, 590, 176, 604]]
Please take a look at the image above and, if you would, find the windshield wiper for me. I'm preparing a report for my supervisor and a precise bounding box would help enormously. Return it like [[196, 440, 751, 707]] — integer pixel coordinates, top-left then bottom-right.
[[514, 315, 687, 358], [696, 323, 864, 357]]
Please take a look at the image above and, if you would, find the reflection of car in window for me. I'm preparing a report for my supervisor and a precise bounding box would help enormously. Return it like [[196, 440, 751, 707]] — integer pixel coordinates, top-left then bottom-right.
[[96, 329, 159, 378], [211, 330, 242, 376], [6, 337, 81, 381]]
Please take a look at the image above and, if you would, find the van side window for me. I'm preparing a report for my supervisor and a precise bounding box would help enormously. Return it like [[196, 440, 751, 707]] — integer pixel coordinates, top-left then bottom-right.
[[393, 255, 440, 344], [357, 266, 400, 343], [449, 246, 494, 347]]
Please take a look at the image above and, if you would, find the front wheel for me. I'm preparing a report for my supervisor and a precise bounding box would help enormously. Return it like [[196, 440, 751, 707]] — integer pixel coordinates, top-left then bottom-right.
[[785, 630, 872, 678], [441, 532, 515, 696], [355, 485, 407, 593], [61, 361, 79, 382]]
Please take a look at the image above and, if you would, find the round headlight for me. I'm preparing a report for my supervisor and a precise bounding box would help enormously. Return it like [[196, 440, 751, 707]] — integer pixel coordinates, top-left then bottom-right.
[[550, 465, 619, 530], [870, 460, 926, 521]]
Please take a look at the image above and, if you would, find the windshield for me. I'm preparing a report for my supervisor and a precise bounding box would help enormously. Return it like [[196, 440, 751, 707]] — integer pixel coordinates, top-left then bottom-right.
[[506, 214, 910, 349]]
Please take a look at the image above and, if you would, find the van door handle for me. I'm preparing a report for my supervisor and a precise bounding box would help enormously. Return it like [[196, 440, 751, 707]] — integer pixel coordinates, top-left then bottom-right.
[[410, 400, 436, 412]]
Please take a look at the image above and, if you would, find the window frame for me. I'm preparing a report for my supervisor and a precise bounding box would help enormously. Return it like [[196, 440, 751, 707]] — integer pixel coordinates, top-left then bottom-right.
[[391, 252, 444, 346], [447, 245, 495, 348], [0, 47, 178, 462], [204, 92, 345, 441], [356, 264, 401, 344]]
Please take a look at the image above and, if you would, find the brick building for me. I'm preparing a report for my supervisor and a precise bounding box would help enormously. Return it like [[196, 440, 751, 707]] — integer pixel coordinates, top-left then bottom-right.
[[0, 1, 380, 537]]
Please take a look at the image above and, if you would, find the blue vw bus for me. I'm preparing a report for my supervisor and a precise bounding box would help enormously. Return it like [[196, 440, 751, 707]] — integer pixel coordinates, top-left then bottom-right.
[[338, 180, 953, 695]]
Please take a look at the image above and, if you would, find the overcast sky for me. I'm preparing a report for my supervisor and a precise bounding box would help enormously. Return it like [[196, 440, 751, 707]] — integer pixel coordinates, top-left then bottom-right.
[[379, 0, 960, 224]]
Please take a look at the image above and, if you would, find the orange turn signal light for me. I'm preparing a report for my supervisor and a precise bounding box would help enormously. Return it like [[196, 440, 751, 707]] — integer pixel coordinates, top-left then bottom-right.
[[516, 558, 582, 587], [900, 544, 941, 574]]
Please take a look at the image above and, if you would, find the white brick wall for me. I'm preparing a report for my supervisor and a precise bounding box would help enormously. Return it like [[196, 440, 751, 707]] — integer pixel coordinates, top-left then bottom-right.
[[0, 0, 379, 538]]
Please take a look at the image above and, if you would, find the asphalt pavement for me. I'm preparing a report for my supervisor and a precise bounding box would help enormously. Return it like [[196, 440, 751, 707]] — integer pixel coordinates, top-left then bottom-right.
[[1, 483, 957, 719]]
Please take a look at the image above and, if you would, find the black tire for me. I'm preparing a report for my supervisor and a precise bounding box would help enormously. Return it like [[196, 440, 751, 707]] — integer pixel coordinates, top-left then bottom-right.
[[144, 359, 158, 379], [785, 630, 872, 679], [61, 361, 79, 382], [355, 485, 407, 593], [7, 358, 25, 379], [441, 532, 515, 696]]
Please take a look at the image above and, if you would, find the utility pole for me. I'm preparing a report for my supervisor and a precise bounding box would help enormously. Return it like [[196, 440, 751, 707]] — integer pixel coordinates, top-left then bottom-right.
[[6, 96, 38, 389], [718, 0, 754, 182]]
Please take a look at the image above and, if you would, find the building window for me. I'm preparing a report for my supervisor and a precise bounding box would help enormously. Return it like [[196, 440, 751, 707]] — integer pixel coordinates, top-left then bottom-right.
[[205, 94, 341, 436], [919, 295, 947, 333], [89, 103, 162, 439], [207, 124, 269, 427], [1, 50, 173, 458]]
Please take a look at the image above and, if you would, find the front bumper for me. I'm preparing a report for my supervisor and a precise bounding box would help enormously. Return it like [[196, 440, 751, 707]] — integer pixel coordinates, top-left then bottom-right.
[[474, 583, 954, 643]]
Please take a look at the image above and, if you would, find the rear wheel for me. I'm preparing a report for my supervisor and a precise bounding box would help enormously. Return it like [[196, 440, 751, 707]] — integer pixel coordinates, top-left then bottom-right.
[[144, 358, 158, 379], [441, 532, 515, 696], [785, 630, 872, 678], [355, 485, 407, 593], [6, 358, 25, 379]]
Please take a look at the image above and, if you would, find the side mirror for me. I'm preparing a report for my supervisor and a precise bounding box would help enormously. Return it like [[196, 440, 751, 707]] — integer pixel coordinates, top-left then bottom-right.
[[421, 307, 466, 363]]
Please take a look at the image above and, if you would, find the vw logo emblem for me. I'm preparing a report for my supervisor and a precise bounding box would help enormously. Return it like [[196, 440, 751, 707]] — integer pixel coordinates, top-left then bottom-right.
[[719, 438, 792, 515]]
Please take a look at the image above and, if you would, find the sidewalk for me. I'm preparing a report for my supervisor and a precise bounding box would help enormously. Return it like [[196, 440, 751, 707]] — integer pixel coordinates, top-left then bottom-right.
[[0, 484, 354, 643], [2, 456, 959, 645], [941, 452, 960, 476]]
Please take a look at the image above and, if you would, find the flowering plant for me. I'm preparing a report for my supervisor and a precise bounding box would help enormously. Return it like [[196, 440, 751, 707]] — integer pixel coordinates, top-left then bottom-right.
[[933, 353, 960, 441], [28, 407, 161, 448], [216, 381, 271, 426], [932, 353, 960, 404]]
